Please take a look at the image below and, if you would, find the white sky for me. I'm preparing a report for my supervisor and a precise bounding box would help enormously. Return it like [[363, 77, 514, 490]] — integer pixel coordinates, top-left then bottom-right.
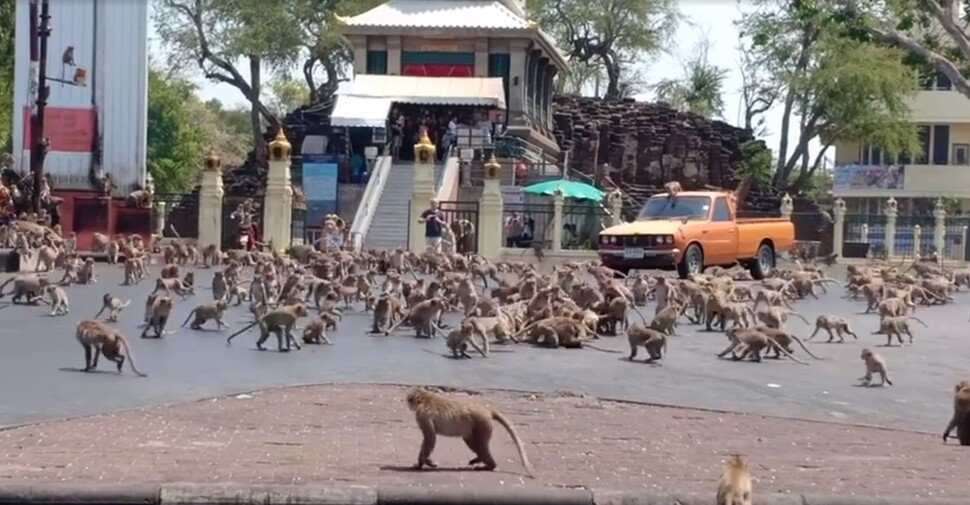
[[148, 0, 824, 164]]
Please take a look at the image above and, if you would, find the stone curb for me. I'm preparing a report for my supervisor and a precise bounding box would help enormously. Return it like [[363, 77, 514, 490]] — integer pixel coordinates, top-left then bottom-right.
[[0, 483, 962, 505]]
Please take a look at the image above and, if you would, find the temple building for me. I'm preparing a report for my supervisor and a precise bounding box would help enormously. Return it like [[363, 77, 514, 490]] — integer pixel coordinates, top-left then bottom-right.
[[334, 0, 567, 156]]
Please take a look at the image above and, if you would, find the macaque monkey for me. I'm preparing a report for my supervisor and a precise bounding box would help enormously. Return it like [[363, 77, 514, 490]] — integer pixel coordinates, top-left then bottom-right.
[[141, 296, 174, 338], [716, 455, 752, 505], [943, 380, 970, 445], [405, 388, 535, 477], [181, 300, 229, 331], [94, 293, 131, 323], [75, 319, 147, 377], [211, 271, 228, 301], [445, 321, 489, 359], [718, 327, 808, 365], [62, 46, 76, 66], [858, 348, 893, 387], [153, 277, 193, 299], [227, 303, 309, 352], [45, 284, 70, 316], [808, 315, 858, 343], [626, 323, 667, 363], [301, 316, 334, 345]]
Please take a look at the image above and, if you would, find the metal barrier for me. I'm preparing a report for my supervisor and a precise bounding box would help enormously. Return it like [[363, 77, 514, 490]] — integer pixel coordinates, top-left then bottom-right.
[[154, 192, 199, 238], [437, 200, 479, 254], [503, 202, 554, 249]]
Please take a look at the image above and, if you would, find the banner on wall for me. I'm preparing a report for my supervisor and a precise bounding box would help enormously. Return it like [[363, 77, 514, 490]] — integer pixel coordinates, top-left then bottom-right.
[[303, 154, 339, 225], [833, 164, 905, 190]]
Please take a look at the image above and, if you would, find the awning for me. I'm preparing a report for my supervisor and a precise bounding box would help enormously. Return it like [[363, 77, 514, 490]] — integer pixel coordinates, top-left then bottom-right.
[[330, 95, 393, 128], [343, 75, 506, 110]]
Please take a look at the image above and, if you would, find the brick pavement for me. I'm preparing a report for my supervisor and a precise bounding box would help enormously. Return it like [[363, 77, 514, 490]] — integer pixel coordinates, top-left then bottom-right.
[[0, 384, 965, 499]]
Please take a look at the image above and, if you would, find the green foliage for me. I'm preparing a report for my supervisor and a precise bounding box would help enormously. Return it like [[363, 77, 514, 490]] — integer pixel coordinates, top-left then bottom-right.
[[529, 0, 680, 99], [735, 140, 775, 187], [146, 69, 209, 194], [738, 0, 919, 189], [0, 0, 14, 149], [264, 75, 311, 117], [653, 38, 727, 118]]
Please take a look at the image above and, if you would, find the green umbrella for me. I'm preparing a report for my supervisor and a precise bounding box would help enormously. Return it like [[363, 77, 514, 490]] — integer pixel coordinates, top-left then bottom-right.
[[521, 179, 605, 201]]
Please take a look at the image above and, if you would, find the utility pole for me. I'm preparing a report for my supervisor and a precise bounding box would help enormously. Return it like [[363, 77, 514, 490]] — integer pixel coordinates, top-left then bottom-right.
[[29, 0, 51, 214]]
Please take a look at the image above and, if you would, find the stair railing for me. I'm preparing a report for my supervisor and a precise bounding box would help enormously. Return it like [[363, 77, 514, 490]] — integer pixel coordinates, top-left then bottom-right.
[[349, 141, 393, 251]]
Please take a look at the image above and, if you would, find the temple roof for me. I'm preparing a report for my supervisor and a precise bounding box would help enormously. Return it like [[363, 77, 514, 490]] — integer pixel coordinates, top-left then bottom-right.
[[341, 0, 532, 30]]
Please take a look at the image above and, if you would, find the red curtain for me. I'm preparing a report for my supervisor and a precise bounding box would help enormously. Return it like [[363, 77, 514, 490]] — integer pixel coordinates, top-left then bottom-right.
[[402, 64, 473, 77]]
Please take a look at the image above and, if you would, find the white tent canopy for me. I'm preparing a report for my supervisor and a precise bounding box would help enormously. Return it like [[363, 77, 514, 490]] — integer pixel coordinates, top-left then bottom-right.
[[341, 75, 507, 110], [329, 95, 394, 128]]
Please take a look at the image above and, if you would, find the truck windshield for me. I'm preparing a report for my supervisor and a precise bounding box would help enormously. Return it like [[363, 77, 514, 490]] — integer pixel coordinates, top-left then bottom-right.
[[637, 195, 711, 220]]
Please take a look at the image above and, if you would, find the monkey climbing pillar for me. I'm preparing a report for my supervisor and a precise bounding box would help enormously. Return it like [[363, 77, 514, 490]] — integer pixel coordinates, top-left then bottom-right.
[[197, 154, 225, 250], [409, 130, 437, 253], [264, 129, 294, 251], [477, 154, 503, 260]]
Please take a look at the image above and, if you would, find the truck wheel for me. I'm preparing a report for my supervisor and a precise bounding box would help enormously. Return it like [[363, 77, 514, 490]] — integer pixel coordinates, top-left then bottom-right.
[[750, 242, 775, 280], [677, 244, 703, 279]]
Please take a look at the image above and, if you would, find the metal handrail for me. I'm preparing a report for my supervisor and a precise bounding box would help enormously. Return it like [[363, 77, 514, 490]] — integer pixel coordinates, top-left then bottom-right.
[[349, 141, 393, 251]]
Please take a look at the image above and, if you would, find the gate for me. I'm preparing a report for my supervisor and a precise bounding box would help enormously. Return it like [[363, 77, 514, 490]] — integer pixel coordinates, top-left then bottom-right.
[[222, 196, 265, 250], [438, 200, 479, 254], [154, 193, 199, 239]]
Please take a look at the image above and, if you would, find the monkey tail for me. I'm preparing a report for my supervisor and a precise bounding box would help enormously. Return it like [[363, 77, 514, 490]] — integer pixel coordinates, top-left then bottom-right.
[[790, 312, 810, 325], [769, 341, 810, 366], [790, 336, 823, 360], [490, 411, 535, 478], [226, 319, 260, 343], [0, 277, 14, 298], [117, 336, 148, 377], [181, 309, 198, 328], [582, 342, 623, 354], [168, 224, 182, 239], [628, 304, 648, 325], [908, 316, 929, 328], [120, 299, 131, 308]]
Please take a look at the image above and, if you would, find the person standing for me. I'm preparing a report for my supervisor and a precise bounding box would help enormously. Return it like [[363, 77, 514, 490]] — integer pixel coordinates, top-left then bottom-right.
[[419, 199, 445, 251]]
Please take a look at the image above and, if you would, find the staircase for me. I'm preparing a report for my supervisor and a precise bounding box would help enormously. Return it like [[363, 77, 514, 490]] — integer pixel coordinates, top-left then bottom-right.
[[362, 162, 443, 250]]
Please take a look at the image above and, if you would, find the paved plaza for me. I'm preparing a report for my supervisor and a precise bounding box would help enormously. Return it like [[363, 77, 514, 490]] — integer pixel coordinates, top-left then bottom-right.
[[1, 262, 967, 434]]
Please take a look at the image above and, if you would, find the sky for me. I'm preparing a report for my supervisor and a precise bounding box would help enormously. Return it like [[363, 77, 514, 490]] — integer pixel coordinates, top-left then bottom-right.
[[149, 0, 825, 165]]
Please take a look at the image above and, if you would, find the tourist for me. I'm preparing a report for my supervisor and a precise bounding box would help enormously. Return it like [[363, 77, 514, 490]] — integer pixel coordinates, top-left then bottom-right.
[[504, 212, 523, 248], [321, 216, 343, 251], [419, 198, 445, 251], [390, 109, 404, 160]]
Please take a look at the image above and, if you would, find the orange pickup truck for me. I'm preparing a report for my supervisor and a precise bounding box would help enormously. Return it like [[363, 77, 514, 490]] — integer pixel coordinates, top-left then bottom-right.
[[598, 190, 795, 279]]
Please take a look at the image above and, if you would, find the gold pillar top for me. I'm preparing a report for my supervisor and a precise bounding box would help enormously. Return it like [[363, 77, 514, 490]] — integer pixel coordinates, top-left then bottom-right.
[[416, 128, 433, 147], [269, 128, 291, 150]]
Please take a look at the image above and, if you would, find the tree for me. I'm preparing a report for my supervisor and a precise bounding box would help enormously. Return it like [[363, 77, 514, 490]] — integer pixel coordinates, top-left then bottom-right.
[[529, 0, 680, 100], [146, 69, 209, 194], [154, 0, 305, 162], [195, 99, 251, 167], [0, 0, 14, 150], [264, 75, 311, 117], [739, 0, 921, 190], [652, 37, 728, 118], [555, 60, 605, 96], [735, 41, 777, 137]]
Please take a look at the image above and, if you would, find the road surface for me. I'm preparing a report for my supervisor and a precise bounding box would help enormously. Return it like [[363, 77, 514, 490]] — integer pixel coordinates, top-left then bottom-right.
[[0, 262, 964, 433]]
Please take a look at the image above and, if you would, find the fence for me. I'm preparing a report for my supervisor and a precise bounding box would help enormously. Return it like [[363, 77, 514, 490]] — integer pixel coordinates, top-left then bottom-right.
[[436, 200, 479, 254], [154, 192, 199, 239], [503, 202, 554, 250], [833, 210, 970, 261], [943, 216, 970, 261], [562, 202, 611, 250], [291, 207, 308, 245], [221, 195, 265, 250]]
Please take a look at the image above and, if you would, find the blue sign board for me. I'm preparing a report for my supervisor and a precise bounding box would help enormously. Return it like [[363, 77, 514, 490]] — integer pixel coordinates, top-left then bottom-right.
[[303, 154, 339, 225]]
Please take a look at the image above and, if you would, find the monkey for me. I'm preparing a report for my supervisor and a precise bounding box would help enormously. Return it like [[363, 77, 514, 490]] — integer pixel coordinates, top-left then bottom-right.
[[200, 244, 221, 268], [153, 277, 193, 299], [62, 45, 76, 66], [94, 293, 131, 322], [33, 245, 58, 273], [75, 319, 147, 377], [808, 315, 858, 343], [943, 380, 970, 445], [749, 326, 822, 360], [716, 454, 752, 505], [77, 257, 97, 284], [122, 257, 142, 286], [316, 310, 339, 332], [183, 270, 195, 288], [445, 320, 489, 359], [181, 300, 229, 331], [106, 239, 121, 264], [752, 288, 793, 311], [141, 296, 174, 338], [125, 189, 152, 208], [0, 274, 49, 304], [160, 263, 180, 279], [139, 292, 159, 328], [227, 303, 308, 352], [45, 284, 70, 316], [858, 348, 893, 387], [717, 327, 809, 365], [664, 181, 683, 196], [211, 270, 228, 301], [650, 303, 687, 336], [404, 387, 535, 477], [626, 323, 667, 363], [228, 284, 249, 306], [301, 315, 334, 345], [873, 315, 927, 346], [755, 306, 809, 329], [385, 297, 445, 338]]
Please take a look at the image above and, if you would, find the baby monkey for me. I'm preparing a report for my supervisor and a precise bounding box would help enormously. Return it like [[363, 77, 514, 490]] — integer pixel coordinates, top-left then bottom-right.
[[858, 348, 893, 387], [95, 293, 131, 322]]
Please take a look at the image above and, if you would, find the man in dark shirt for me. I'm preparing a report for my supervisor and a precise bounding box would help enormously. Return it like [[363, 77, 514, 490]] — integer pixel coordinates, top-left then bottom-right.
[[419, 199, 445, 251]]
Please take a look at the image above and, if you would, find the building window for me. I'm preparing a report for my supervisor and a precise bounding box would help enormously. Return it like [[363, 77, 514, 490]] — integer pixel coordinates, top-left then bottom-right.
[[954, 143, 970, 166], [366, 50, 388, 74], [933, 124, 950, 165], [936, 71, 953, 91], [919, 70, 953, 90], [916, 125, 931, 164], [488, 53, 511, 114]]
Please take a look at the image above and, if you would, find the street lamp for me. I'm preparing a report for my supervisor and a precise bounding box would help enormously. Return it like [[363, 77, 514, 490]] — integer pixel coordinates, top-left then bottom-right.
[[28, 0, 87, 214]]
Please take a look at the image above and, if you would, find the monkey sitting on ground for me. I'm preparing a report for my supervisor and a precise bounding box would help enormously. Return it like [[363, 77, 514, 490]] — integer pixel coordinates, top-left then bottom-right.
[[858, 348, 893, 387], [404, 388, 534, 477], [75, 318, 147, 376], [716, 455, 752, 505], [227, 303, 309, 352], [141, 296, 174, 338], [808, 315, 858, 343], [181, 300, 229, 331], [94, 293, 131, 322], [445, 320, 489, 359], [943, 380, 970, 445], [45, 284, 70, 316], [384, 297, 446, 338], [301, 315, 334, 345], [626, 323, 667, 364]]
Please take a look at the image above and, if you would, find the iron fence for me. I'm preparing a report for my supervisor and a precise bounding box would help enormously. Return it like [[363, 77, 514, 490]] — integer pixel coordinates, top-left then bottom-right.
[[154, 193, 199, 239], [944, 216, 970, 261], [562, 202, 610, 250], [292, 207, 308, 245], [894, 215, 938, 258], [503, 202, 553, 250], [436, 200, 479, 254]]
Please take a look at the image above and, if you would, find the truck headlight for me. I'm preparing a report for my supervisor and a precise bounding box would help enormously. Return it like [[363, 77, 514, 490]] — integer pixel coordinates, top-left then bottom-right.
[[654, 235, 663, 245], [664, 235, 674, 244], [600, 235, 608, 244]]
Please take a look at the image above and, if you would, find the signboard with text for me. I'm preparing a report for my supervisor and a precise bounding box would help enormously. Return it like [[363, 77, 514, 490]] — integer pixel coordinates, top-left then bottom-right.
[[22, 106, 96, 152], [833, 164, 905, 190], [303, 154, 339, 225]]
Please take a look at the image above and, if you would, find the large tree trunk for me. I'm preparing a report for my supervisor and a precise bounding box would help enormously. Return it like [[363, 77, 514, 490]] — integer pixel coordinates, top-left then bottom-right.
[[248, 56, 265, 164]]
